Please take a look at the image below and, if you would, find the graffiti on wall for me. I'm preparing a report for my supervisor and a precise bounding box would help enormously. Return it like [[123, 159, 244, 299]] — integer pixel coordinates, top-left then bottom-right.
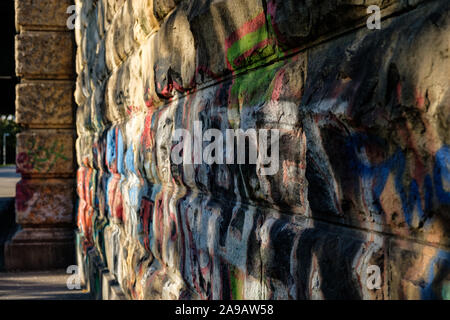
[[74, 0, 450, 300]]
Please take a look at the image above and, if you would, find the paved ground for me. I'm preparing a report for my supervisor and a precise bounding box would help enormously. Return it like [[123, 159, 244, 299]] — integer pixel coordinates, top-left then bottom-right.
[[0, 271, 92, 300], [0, 166, 20, 198]]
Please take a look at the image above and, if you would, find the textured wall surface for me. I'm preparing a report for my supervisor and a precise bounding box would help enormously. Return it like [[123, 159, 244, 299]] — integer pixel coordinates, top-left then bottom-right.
[[6, 0, 76, 270], [75, 0, 450, 299]]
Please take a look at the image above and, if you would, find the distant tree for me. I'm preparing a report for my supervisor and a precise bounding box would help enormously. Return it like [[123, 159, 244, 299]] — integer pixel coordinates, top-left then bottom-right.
[[0, 115, 21, 165]]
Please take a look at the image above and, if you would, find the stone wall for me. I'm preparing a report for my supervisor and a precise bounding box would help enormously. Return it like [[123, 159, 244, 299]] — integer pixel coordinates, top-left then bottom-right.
[[6, 0, 76, 270], [75, 0, 450, 299]]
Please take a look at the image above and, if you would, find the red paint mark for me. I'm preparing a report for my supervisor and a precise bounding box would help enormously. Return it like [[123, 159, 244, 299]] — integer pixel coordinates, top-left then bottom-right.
[[76, 166, 94, 246], [172, 80, 185, 93], [139, 198, 153, 252], [161, 84, 172, 97], [225, 12, 267, 70], [15, 180, 33, 212], [127, 105, 141, 115], [415, 88, 425, 108], [108, 175, 124, 222], [16, 152, 33, 171], [145, 97, 155, 109], [141, 113, 155, 150], [225, 12, 267, 50], [396, 82, 402, 104], [271, 68, 286, 101]]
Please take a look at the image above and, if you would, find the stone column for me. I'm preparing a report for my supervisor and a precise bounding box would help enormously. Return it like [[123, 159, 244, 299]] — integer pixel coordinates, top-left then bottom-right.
[[5, 0, 76, 270]]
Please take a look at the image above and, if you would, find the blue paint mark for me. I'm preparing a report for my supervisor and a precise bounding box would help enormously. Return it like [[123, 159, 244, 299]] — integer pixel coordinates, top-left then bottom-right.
[[346, 133, 449, 227], [105, 128, 117, 217], [125, 143, 136, 174], [117, 128, 125, 175], [434, 145, 450, 205], [421, 250, 450, 300], [106, 127, 116, 168]]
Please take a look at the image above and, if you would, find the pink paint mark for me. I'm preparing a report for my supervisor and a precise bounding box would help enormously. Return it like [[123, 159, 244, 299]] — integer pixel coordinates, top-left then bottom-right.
[[267, 0, 288, 47], [271, 68, 286, 101], [225, 12, 267, 50], [76, 166, 94, 245], [141, 113, 155, 150], [16, 152, 33, 172], [160, 83, 173, 98], [396, 82, 402, 104], [172, 80, 185, 93], [15, 180, 33, 212], [415, 88, 425, 108], [140, 198, 153, 252], [225, 12, 268, 70]]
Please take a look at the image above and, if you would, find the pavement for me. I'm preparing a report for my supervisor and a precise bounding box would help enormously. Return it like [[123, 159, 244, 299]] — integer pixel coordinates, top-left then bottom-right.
[[0, 165, 20, 198], [0, 271, 92, 300]]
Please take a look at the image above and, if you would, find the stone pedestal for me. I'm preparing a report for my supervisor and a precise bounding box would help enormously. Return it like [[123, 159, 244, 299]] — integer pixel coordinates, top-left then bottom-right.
[[5, 0, 76, 271], [5, 228, 74, 270]]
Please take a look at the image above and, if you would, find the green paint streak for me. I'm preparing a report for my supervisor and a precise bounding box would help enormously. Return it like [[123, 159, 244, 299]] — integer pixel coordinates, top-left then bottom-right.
[[225, 10, 289, 129], [442, 282, 450, 300], [230, 266, 244, 300], [226, 9, 286, 73], [227, 59, 287, 128], [227, 27, 274, 71]]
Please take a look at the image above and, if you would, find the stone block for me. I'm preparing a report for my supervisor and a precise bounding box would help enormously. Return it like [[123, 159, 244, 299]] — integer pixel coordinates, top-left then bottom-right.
[[16, 81, 75, 128], [15, 178, 75, 226], [388, 239, 450, 299], [151, 4, 196, 97], [190, 0, 276, 84], [5, 227, 75, 271], [266, 0, 401, 50], [16, 31, 75, 79], [15, 0, 74, 31], [16, 130, 75, 177], [298, 0, 450, 245], [153, 0, 181, 21]]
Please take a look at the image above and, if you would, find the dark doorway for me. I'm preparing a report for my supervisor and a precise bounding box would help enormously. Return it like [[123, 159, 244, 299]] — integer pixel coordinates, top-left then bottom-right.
[[0, 1, 18, 165]]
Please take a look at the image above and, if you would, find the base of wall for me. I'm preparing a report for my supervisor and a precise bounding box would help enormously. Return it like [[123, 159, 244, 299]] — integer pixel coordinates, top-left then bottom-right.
[[4, 227, 75, 271], [75, 231, 126, 300]]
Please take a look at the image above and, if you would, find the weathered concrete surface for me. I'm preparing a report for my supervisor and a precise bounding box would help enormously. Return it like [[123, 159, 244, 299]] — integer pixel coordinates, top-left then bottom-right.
[[0, 271, 91, 300], [75, 0, 450, 300]]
